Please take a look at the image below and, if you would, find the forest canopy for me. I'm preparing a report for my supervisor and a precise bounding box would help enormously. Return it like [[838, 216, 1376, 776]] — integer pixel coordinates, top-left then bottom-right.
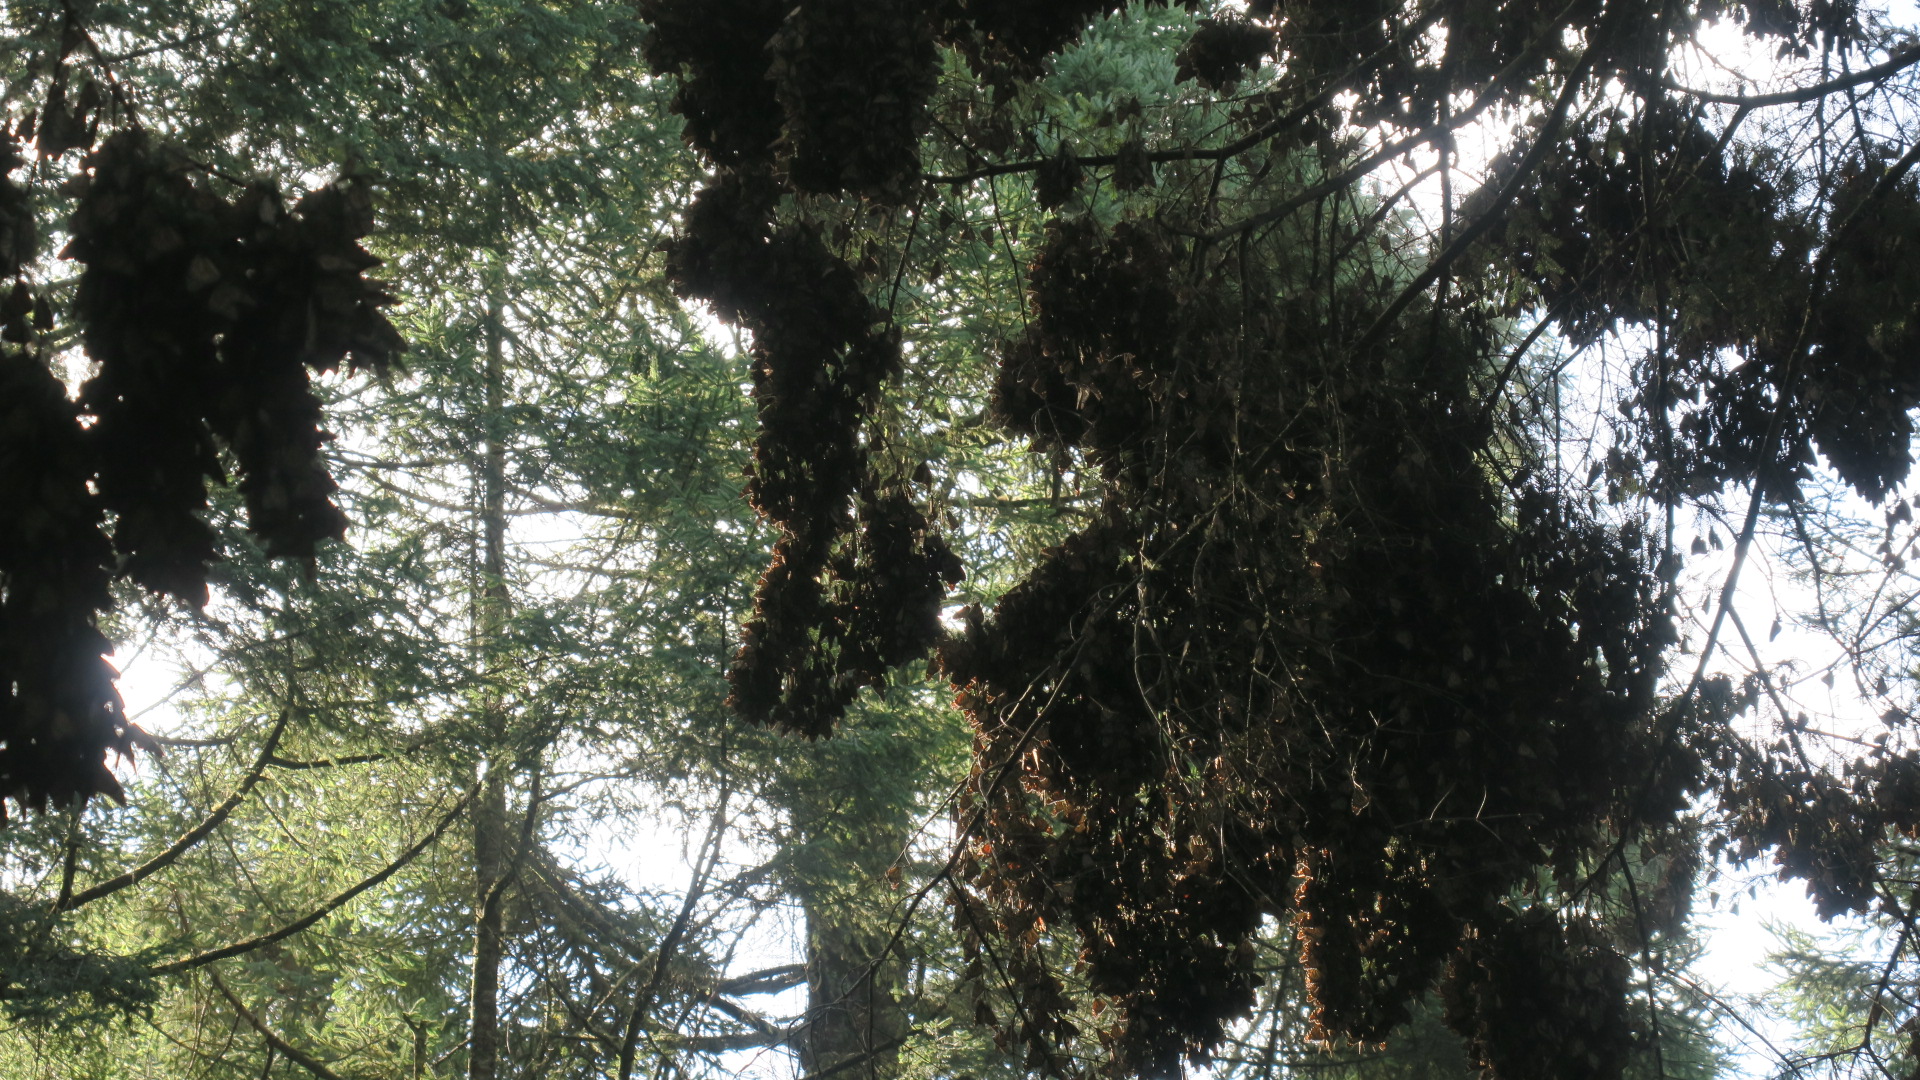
[[6, 1, 1920, 1078]]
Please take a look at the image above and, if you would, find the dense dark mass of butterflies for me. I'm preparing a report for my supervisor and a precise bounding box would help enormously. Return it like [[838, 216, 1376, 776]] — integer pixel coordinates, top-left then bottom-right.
[[0, 126, 402, 818], [638, 0, 1920, 1077]]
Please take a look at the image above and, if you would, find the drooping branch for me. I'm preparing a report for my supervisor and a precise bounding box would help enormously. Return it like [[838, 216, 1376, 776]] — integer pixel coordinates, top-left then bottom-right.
[[632, 2, 1920, 1077]]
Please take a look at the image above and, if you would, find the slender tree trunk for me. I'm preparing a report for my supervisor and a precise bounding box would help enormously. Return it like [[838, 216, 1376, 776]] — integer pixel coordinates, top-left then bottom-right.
[[408, 1016, 429, 1080], [469, 262, 513, 1080], [469, 767, 509, 1080]]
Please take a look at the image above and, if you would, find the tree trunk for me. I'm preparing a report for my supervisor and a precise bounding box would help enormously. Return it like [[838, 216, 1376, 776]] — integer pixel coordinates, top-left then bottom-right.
[[468, 262, 513, 1080], [468, 766, 509, 1080], [799, 901, 908, 1080], [793, 812, 909, 1080]]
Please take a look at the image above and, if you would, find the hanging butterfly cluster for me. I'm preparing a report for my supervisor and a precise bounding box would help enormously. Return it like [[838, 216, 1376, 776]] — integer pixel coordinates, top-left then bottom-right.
[[0, 129, 402, 816]]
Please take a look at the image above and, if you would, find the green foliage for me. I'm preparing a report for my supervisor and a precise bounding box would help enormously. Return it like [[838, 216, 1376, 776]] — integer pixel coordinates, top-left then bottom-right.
[[0, 893, 157, 1026]]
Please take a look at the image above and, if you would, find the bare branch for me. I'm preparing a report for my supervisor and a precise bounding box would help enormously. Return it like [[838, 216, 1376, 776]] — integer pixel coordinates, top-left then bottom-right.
[[716, 964, 807, 998], [617, 786, 732, 1080], [266, 753, 385, 771]]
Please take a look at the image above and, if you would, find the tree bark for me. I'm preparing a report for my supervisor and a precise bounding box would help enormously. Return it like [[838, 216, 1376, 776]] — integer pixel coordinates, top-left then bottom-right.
[[468, 766, 509, 1080]]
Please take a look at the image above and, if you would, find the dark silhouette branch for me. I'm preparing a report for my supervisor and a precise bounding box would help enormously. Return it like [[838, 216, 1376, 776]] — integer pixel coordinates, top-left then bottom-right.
[[616, 785, 731, 1080], [1355, 32, 1600, 353], [716, 964, 807, 997], [1663, 45, 1920, 108]]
